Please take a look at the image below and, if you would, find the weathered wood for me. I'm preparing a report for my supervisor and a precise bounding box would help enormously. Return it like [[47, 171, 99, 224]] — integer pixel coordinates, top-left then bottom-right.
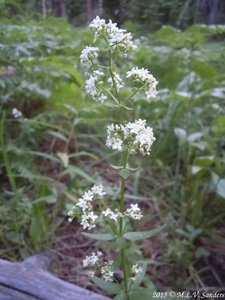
[[0, 253, 110, 300]]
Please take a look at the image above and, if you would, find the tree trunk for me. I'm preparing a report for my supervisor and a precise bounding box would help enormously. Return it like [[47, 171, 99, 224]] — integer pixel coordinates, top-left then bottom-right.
[[41, 0, 47, 18], [209, 0, 219, 24], [86, 0, 93, 23], [0, 253, 110, 300]]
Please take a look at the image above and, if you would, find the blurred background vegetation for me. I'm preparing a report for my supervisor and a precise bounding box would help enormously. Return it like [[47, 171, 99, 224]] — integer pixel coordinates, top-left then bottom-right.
[[0, 0, 225, 294]]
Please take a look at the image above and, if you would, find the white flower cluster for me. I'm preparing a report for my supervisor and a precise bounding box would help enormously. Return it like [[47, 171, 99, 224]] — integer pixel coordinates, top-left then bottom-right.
[[126, 67, 158, 101], [102, 208, 119, 222], [83, 252, 114, 282], [83, 251, 103, 268], [125, 204, 143, 220], [86, 70, 107, 103], [101, 260, 114, 282], [106, 119, 156, 155], [89, 16, 136, 53], [80, 46, 99, 67], [12, 108, 23, 118], [131, 264, 143, 281], [68, 185, 106, 230]]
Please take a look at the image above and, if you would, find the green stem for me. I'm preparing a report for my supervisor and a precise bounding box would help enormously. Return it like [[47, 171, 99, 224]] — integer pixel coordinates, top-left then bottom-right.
[[0, 112, 20, 206], [102, 86, 119, 105], [123, 84, 146, 106], [119, 149, 129, 235], [119, 149, 130, 299], [109, 49, 119, 101], [123, 88, 140, 105], [121, 248, 130, 300]]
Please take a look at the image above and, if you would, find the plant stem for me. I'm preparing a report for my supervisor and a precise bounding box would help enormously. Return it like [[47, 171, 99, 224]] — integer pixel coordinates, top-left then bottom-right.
[[123, 87, 141, 105], [109, 49, 119, 100], [119, 149, 130, 299], [119, 149, 129, 235], [121, 248, 130, 299]]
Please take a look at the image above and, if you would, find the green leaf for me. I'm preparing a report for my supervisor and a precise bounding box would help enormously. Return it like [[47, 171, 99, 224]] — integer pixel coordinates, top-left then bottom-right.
[[27, 151, 60, 163], [57, 152, 69, 167], [32, 195, 57, 204], [193, 156, 214, 167], [82, 232, 116, 241], [191, 166, 209, 176], [174, 128, 187, 145], [29, 216, 48, 250], [91, 276, 121, 294], [65, 165, 95, 183], [124, 225, 166, 241], [114, 292, 126, 300], [129, 287, 155, 300], [110, 164, 123, 170], [115, 236, 126, 250], [119, 168, 131, 179], [47, 130, 68, 142], [69, 151, 99, 160], [187, 132, 203, 143], [6, 231, 23, 244], [211, 172, 225, 199]]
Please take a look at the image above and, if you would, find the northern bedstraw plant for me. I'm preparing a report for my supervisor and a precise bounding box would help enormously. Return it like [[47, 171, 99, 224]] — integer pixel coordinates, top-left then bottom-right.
[[68, 17, 164, 300]]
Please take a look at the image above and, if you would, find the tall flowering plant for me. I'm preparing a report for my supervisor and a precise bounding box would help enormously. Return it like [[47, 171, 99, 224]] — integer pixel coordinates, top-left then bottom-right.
[[68, 16, 164, 300]]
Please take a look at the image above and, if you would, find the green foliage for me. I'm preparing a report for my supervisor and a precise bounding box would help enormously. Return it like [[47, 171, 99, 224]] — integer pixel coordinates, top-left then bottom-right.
[[121, 0, 197, 30], [0, 16, 98, 259], [124, 226, 166, 241], [82, 232, 116, 241], [131, 23, 225, 288], [1, 15, 225, 292], [91, 276, 122, 294]]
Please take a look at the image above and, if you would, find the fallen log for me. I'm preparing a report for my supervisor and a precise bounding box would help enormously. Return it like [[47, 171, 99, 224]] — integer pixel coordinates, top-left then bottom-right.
[[0, 252, 110, 300]]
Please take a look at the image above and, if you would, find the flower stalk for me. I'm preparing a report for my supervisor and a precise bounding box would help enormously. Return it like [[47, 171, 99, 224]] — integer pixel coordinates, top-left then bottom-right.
[[67, 16, 161, 299], [119, 149, 129, 236]]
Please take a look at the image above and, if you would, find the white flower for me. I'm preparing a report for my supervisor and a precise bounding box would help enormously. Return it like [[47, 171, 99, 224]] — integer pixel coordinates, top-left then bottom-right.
[[106, 119, 156, 156], [126, 67, 158, 101], [67, 206, 76, 222], [132, 264, 143, 275], [98, 94, 107, 102], [101, 260, 114, 282], [82, 190, 94, 201], [85, 70, 107, 102], [102, 208, 119, 222], [87, 270, 95, 277], [70, 185, 106, 229], [108, 72, 124, 90], [83, 251, 103, 268], [125, 204, 143, 220], [77, 197, 91, 212], [80, 46, 99, 67], [85, 74, 99, 97], [81, 212, 98, 230], [131, 264, 143, 281], [106, 124, 123, 151], [89, 16, 106, 29], [89, 16, 136, 54], [91, 184, 106, 197], [12, 108, 23, 118]]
